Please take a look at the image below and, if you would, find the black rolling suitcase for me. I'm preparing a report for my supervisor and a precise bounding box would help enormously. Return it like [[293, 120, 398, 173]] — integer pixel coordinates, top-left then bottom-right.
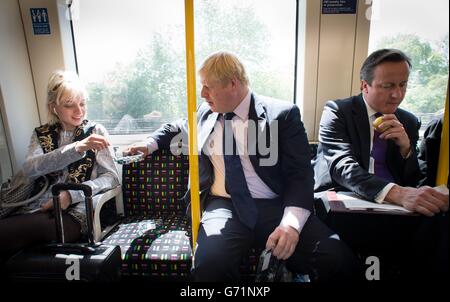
[[6, 183, 122, 282]]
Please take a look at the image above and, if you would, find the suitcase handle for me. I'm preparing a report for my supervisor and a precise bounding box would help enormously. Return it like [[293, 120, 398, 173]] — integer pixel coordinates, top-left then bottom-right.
[[52, 183, 95, 245], [52, 183, 92, 197]]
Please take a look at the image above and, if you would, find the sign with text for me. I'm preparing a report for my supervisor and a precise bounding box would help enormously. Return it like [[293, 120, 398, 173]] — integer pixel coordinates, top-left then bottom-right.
[[322, 0, 357, 14], [30, 8, 51, 35]]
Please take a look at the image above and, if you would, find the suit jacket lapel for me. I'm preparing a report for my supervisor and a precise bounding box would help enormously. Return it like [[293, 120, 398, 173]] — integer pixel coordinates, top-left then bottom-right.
[[353, 95, 371, 169], [248, 94, 267, 173], [198, 111, 219, 153]]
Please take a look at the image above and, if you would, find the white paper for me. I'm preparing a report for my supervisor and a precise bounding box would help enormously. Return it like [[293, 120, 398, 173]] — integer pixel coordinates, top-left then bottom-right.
[[336, 191, 411, 213]]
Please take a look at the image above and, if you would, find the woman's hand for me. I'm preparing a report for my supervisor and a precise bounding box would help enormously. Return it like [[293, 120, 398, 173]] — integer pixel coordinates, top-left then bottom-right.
[[41, 190, 72, 211], [75, 134, 110, 153], [123, 143, 149, 157]]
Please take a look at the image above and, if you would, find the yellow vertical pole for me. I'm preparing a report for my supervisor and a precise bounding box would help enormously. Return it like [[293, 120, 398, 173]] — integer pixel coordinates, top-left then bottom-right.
[[436, 83, 449, 186], [184, 0, 201, 251]]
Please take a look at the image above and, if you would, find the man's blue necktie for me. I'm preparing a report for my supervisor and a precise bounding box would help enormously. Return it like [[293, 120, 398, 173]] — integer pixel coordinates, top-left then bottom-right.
[[372, 113, 395, 182], [223, 112, 258, 229]]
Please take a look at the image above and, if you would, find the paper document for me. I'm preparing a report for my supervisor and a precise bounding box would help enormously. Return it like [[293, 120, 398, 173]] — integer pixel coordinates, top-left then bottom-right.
[[329, 191, 412, 213]]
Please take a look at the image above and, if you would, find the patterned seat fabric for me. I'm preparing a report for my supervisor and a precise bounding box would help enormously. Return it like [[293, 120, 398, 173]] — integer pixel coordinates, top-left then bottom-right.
[[102, 214, 192, 279], [102, 149, 192, 280], [122, 150, 189, 217]]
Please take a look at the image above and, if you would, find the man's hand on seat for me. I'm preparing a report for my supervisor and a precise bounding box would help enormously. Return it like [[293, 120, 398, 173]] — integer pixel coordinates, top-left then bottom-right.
[[385, 185, 449, 216], [265, 225, 299, 260], [124, 143, 149, 157]]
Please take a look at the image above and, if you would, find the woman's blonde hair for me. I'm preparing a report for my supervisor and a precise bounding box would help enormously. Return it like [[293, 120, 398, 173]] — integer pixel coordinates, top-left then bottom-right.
[[198, 51, 249, 87], [46, 70, 87, 125]]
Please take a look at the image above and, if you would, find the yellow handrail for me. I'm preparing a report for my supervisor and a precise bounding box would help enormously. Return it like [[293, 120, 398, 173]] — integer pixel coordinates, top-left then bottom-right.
[[184, 0, 201, 251], [436, 82, 449, 186]]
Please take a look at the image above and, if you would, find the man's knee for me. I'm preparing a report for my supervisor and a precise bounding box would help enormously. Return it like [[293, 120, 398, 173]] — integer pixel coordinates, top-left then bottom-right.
[[315, 237, 361, 281], [192, 249, 240, 281]]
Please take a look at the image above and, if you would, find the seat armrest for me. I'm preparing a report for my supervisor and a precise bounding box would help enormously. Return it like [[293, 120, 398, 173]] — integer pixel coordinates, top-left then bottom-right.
[[93, 185, 122, 242]]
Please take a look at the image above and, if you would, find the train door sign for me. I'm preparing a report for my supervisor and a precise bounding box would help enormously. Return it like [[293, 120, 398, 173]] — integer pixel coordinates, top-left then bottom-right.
[[30, 8, 51, 35]]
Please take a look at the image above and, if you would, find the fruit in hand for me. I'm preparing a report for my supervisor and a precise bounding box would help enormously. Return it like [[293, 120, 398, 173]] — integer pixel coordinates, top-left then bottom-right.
[[373, 116, 391, 132]]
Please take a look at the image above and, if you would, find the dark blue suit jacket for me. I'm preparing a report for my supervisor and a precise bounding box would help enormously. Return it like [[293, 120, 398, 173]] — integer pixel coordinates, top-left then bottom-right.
[[150, 93, 314, 212], [313, 94, 422, 201]]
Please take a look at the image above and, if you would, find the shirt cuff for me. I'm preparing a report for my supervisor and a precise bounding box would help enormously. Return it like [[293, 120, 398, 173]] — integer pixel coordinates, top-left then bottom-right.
[[280, 206, 311, 234], [374, 183, 396, 203], [146, 137, 159, 154]]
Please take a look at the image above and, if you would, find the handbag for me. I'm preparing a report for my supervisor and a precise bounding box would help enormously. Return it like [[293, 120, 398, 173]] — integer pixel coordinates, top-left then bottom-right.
[[0, 171, 49, 219]]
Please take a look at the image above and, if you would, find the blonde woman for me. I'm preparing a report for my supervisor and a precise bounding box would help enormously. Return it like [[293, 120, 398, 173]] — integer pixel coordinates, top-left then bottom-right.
[[0, 70, 119, 256]]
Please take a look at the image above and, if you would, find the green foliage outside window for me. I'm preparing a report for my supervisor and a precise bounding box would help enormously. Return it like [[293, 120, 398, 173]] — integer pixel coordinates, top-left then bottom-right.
[[86, 0, 294, 134], [377, 33, 448, 115]]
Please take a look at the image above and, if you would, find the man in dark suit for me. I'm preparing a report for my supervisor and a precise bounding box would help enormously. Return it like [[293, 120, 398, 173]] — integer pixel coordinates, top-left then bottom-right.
[[313, 49, 449, 279], [127, 51, 358, 281], [314, 48, 448, 215]]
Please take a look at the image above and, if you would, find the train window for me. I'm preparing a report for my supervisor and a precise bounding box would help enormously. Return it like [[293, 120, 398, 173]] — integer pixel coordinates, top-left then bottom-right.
[[368, 0, 449, 136], [71, 0, 297, 146], [195, 0, 297, 105], [71, 0, 186, 146]]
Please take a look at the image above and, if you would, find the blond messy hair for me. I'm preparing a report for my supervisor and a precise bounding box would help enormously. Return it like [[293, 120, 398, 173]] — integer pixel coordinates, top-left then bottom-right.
[[46, 70, 87, 125], [198, 51, 249, 87]]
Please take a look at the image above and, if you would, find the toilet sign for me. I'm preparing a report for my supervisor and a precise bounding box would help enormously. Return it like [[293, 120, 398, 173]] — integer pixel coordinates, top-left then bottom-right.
[[30, 8, 51, 35]]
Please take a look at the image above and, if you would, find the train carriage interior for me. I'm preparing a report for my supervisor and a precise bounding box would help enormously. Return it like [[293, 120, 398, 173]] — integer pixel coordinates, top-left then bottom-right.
[[0, 0, 448, 285]]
